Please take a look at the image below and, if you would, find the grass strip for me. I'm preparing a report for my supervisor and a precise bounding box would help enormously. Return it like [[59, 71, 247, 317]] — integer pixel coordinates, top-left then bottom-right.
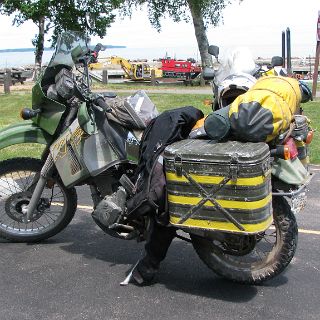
[[0, 92, 319, 163]]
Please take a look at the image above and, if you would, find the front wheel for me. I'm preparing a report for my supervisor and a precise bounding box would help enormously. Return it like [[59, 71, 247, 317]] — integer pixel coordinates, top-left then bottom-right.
[[191, 196, 298, 284], [0, 158, 77, 242]]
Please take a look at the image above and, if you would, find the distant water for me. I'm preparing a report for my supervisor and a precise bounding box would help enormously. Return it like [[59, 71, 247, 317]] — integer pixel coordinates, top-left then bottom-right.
[[0, 46, 200, 68], [0, 50, 53, 68]]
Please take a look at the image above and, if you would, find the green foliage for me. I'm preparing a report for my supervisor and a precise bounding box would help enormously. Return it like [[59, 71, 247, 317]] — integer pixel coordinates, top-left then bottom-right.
[[121, 0, 233, 31], [48, 0, 120, 44]]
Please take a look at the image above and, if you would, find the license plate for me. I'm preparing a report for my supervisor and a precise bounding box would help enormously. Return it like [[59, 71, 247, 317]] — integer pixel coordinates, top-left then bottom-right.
[[291, 192, 307, 214]]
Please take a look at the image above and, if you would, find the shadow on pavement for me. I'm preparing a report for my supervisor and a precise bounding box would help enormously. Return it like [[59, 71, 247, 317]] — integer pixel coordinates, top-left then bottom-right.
[[52, 214, 288, 301], [0, 212, 289, 301], [157, 238, 288, 301]]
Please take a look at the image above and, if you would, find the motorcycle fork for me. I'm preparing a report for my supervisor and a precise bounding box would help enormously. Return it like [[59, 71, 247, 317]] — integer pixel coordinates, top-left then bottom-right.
[[24, 103, 78, 222], [24, 153, 55, 222]]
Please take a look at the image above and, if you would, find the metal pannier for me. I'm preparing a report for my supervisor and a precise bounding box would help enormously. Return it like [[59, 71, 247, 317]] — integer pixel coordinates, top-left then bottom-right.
[[164, 139, 272, 234]]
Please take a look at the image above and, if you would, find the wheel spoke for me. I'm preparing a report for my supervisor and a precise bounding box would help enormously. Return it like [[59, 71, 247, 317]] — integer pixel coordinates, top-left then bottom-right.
[[42, 213, 52, 225], [51, 190, 64, 199], [43, 213, 56, 222], [44, 210, 61, 217], [24, 170, 36, 190], [33, 219, 44, 229], [0, 178, 23, 195], [10, 172, 21, 193], [16, 171, 26, 190]]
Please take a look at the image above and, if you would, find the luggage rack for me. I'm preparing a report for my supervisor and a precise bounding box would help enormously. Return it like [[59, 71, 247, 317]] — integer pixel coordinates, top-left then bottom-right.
[[272, 173, 313, 215], [272, 172, 313, 197]]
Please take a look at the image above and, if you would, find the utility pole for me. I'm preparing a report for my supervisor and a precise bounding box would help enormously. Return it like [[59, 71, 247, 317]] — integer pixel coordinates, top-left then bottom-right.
[[282, 31, 286, 68], [312, 11, 320, 98], [286, 28, 292, 75]]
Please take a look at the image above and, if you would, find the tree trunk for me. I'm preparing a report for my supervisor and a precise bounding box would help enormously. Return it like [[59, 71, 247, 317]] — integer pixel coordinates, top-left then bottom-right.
[[186, 0, 213, 69], [33, 16, 45, 80]]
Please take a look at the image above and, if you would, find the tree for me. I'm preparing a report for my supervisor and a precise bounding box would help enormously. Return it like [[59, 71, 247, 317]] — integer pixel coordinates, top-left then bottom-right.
[[121, 0, 239, 68], [0, 0, 120, 72]]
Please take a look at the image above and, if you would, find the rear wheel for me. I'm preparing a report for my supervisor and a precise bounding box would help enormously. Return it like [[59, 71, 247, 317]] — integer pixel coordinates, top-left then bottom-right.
[[191, 196, 298, 284], [0, 158, 77, 242]]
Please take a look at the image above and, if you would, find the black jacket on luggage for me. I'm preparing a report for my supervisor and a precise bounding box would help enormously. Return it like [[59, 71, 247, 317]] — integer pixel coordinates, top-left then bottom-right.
[[126, 106, 204, 219]]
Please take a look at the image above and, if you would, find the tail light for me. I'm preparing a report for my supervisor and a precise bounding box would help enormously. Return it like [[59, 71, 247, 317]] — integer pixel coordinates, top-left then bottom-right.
[[271, 138, 298, 160], [271, 145, 290, 160], [285, 138, 298, 159], [283, 146, 291, 160], [305, 130, 314, 145]]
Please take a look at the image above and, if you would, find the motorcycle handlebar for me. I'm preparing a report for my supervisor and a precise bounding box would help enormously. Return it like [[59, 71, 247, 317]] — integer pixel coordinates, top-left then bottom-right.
[[90, 43, 105, 63], [94, 96, 112, 113], [93, 43, 104, 53]]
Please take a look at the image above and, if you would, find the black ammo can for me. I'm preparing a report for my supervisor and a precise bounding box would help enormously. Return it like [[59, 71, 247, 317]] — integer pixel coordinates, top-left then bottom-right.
[[164, 140, 272, 234]]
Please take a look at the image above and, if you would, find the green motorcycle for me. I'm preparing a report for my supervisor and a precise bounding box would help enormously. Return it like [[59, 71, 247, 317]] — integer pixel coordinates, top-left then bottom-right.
[[0, 31, 153, 242], [0, 32, 314, 285]]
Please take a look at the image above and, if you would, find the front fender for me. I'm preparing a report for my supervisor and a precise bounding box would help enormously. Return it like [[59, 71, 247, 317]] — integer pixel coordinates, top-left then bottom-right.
[[0, 121, 52, 150]]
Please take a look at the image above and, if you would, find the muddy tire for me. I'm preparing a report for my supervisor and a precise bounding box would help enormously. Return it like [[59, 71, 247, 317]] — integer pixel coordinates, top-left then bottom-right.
[[191, 196, 298, 284]]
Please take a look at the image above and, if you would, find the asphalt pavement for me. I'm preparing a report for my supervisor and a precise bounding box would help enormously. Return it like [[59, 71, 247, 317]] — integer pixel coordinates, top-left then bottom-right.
[[0, 167, 319, 320]]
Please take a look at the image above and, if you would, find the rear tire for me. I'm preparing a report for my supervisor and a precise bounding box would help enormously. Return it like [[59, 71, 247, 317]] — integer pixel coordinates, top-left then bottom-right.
[[0, 158, 77, 242], [191, 196, 298, 284]]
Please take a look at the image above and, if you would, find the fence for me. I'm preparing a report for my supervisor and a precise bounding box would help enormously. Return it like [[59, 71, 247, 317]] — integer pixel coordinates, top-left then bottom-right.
[[0, 68, 32, 94]]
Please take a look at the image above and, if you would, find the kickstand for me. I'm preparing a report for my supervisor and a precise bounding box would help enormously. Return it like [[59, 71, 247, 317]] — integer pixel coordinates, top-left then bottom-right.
[[120, 260, 140, 286]]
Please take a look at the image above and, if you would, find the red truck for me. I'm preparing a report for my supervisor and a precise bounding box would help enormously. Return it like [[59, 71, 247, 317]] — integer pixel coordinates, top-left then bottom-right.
[[160, 58, 202, 79]]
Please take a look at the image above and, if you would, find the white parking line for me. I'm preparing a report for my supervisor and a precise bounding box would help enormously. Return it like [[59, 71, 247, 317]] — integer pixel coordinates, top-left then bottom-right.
[[298, 228, 320, 235]]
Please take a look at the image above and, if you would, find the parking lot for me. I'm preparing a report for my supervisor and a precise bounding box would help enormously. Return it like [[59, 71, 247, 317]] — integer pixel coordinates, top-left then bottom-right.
[[0, 166, 319, 320]]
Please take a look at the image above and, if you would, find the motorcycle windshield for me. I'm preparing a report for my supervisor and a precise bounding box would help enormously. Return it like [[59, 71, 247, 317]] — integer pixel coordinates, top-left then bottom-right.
[[42, 31, 89, 83], [32, 31, 90, 134], [48, 31, 89, 68], [215, 47, 256, 86]]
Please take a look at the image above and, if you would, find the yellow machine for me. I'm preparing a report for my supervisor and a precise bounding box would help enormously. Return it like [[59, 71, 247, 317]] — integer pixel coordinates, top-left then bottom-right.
[[89, 61, 105, 70], [109, 56, 162, 81]]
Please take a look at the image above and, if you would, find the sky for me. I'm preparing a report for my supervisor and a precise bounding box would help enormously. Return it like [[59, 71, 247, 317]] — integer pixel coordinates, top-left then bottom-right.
[[0, 0, 319, 58]]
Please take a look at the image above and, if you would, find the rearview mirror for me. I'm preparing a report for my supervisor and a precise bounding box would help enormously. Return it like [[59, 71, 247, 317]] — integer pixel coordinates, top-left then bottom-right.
[[271, 56, 284, 67], [208, 45, 219, 58], [94, 43, 106, 52], [202, 67, 215, 80]]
